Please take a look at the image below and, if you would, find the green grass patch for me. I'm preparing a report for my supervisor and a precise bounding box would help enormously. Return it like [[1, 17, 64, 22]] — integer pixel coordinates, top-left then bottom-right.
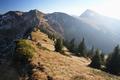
[[15, 39, 36, 61]]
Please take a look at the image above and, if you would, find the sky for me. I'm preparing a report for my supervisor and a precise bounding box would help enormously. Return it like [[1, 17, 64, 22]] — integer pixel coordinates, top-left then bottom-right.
[[0, 0, 120, 19]]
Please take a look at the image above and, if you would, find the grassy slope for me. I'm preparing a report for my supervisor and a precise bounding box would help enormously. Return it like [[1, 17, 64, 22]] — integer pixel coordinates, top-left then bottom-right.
[[0, 30, 120, 80], [30, 30, 120, 80]]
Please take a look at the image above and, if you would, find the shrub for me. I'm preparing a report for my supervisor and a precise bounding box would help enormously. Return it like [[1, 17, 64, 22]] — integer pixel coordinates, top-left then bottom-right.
[[15, 39, 35, 63]]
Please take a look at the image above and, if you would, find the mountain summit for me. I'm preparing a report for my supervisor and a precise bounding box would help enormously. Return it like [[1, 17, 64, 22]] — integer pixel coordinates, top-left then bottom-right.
[[80, 9, 100, 18]]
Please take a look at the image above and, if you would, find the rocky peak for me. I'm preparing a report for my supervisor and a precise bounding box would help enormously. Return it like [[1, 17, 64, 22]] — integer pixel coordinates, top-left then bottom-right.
[[4, 11, 23, 16], [28, 9, 44, 16], [80, 9, 100, 18]]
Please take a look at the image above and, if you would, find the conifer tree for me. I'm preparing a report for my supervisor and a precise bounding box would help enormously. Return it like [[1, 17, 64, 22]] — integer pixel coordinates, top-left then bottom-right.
[[64, 38, 76, 53], [106, 45, 120, 74], [78, 38, 86, 57], [88, 46, 95, 59], [55, 38, 63, 52], [100, 53, 105, 65], [69, 38, 75, 53], [89, 49, 102, 69]]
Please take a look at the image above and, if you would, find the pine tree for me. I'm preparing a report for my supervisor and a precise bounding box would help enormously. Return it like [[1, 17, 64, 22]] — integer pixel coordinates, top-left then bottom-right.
[[64, 38, 76, 53], [87, 46, 95, 59], [69, 38, 75, 53], [106, 45, 120, 74], [78, 38, 86, 57], [89, 49, 102, 69], [63, 39, 69, 48], [100, 53, 105, 65], [55, 38, 63, 52]]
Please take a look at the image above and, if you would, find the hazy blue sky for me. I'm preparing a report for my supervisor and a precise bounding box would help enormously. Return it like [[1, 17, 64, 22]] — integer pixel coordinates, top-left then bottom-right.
[[0, 0, 120, 19]]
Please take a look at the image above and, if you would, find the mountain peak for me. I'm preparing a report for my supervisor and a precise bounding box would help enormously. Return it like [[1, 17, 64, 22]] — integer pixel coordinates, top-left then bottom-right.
[[85, 9, 95, 13], [80, 9, 99, 18], [29, 9, 39, 13], [28, 9, 44, 16], [4, 11, 23, 16]]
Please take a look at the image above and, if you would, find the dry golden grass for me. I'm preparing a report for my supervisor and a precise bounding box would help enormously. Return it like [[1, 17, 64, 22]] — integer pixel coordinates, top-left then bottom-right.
[[29, 30, 120, 80], [31, 30, 55, 51], [31, 48, 106, 80], [1, 30, 119, 80]]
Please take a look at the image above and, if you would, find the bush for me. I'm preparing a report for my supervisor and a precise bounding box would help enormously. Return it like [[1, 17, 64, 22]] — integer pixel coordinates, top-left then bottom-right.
[[15, 39, 35, 63]]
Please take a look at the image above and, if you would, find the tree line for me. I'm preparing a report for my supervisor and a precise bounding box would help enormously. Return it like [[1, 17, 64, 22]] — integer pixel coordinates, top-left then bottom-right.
[[54, 37, 120, 75]]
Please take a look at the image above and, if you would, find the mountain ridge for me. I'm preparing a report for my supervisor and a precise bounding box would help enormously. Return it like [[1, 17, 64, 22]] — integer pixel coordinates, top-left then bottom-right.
[[46, 10, 120, 52], [0, 9, 120, 53], [0, 9, 120, 80]]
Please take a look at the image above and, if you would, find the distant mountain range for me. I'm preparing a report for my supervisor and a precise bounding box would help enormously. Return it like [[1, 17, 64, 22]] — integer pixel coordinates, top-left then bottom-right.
[[46, 9, 120, 52], [0, 9, 120, 53]]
